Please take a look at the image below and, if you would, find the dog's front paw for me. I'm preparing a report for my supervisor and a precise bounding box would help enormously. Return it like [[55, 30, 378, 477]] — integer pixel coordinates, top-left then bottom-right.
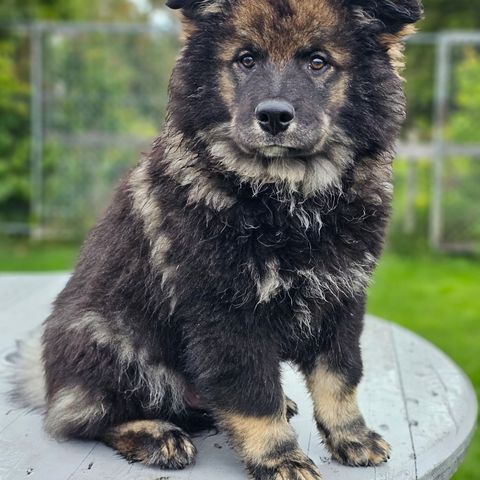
[[248, 449, 322, 480], [327, 428, 391, 467]]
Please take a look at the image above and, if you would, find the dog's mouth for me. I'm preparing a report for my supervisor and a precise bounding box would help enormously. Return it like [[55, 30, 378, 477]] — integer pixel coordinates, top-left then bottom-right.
[[256, 145, 307, 159], [207, 125, 321, 162], [232, 132, 322, 160]]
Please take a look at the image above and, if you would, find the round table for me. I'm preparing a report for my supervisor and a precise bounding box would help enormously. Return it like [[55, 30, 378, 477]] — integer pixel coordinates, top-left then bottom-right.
[[0, 274, 477, 480]]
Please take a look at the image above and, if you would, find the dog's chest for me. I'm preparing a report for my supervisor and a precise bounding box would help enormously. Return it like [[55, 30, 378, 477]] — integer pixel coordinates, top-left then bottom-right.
[[243, 201, 373, 311]]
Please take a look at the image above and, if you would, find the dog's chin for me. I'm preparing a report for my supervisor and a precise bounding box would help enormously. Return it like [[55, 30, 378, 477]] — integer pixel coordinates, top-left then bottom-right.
[[232, 133, 321, 160], [232, 140, 312, 160], [256, 146, 305, 159]]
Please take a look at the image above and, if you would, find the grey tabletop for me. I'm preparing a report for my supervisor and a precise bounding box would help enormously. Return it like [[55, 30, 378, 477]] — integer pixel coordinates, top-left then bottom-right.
[[0, 274, 477, 480]]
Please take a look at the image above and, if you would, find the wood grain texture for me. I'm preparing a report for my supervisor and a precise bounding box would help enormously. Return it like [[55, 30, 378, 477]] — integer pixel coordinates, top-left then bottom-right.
[[0, 274, 476, 480]]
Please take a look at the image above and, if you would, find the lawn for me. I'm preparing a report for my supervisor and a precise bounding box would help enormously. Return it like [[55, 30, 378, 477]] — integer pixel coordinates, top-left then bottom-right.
[[0, 237, 80, 272], [0, 237, 478, 478]]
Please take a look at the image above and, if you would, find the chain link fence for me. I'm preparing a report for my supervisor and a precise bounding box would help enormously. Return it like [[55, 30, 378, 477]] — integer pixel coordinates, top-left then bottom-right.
[[1, 24, 480, 252], [1, 22, 179, 237], [393, 33, 480, 253]]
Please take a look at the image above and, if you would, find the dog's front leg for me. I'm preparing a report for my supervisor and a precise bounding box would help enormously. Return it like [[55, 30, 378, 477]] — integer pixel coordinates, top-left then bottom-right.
[[184, 325, 322, 480], [301, 296, 391, 467]]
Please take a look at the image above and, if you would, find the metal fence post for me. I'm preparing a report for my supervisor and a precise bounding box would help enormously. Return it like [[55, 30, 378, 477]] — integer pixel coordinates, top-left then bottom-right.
[[404, 131, 419, 234], [430, 34, 451, 250], [30, 23, 44, 238]]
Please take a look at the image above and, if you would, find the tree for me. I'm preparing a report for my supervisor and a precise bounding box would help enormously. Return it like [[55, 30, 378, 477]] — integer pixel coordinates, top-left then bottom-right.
[[404, 0, 480, 137]]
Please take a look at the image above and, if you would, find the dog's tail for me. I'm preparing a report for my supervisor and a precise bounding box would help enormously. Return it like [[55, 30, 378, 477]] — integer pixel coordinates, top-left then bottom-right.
[[5, 328, 47, 411]]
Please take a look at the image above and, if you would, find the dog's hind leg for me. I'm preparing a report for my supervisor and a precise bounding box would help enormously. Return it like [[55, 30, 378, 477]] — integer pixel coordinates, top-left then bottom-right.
[[44, 385, 197, 469], [43, 384, 112, 440], [40, 322, 199, 469]]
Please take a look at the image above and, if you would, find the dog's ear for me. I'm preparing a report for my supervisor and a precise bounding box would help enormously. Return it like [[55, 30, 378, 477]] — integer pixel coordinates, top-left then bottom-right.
[[347, 0, 423, 74], [166, 0, 195, 9], [166, 0, 225, 14], [348, 0, 423, 34]]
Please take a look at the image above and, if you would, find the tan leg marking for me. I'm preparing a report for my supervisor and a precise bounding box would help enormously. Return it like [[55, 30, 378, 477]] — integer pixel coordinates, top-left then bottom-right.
[[219, 411, 322, 479], [306, 363, 362, 429], [306, 363, 391, 467], [221, 412, 296, 463]]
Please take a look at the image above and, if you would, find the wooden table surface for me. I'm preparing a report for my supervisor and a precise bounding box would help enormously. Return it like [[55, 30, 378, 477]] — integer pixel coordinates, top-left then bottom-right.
[[0, 273, 477, 480]]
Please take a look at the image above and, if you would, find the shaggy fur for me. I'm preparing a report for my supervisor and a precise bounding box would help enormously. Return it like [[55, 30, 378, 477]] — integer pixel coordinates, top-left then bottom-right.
[[11, 0, 422, 478]]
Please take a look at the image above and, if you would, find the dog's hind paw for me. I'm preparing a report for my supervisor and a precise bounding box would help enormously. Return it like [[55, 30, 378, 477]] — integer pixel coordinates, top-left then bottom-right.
[[103, 419, 197, 469]]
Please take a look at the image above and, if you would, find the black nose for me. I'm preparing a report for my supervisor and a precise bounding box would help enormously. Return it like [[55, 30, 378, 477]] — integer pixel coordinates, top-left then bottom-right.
[[255, 99, 295, 136]]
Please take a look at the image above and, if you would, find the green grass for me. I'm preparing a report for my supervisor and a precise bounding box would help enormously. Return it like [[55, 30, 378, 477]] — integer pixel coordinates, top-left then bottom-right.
[[0, 237, 478, 478], [0, 237, 79, 272]]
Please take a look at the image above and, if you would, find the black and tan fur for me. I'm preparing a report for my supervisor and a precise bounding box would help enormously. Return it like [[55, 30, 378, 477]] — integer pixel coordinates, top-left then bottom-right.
[[11, 0, 422, 478]]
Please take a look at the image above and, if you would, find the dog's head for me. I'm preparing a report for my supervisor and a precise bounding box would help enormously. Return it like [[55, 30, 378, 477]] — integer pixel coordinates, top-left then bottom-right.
[[166, 0, 422, 194]]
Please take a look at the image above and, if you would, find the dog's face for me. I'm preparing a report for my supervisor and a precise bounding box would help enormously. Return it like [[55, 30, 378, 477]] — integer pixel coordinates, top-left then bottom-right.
[[218, 0, 349, 159], [167, 0, 422, 192]]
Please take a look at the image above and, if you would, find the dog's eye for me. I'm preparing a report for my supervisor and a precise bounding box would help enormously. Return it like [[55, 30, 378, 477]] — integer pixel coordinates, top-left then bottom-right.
[[309, 53, 328, 71], [238, 53, 256, 69]]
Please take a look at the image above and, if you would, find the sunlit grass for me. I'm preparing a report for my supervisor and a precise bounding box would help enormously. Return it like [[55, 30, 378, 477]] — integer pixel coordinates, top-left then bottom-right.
[[0, 237, 79, 272]]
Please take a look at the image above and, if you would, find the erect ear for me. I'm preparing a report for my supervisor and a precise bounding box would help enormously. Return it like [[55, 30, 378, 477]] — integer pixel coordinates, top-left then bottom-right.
[[166, 0, 195, 9], [166, 0, 226, 15], [348, 0, 423, 34], [348, 0, 423, 73]]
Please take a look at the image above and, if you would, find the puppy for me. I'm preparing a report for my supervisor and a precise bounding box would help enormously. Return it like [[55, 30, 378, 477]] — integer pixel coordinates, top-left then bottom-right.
[[12, 0, 422, 478]]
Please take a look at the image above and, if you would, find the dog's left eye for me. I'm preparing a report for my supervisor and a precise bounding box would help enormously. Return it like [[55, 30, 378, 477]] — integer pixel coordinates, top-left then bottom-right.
[[309, 53, 328, 71]]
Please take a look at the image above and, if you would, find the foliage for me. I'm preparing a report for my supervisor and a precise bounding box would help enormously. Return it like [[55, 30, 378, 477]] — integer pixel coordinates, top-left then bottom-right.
[[403, 0, 480, 138], [396, 43, 480, 251], [449, 48, 480, 142], [389, 155, 480, 252], [442, 48, 480, 247], [0, 0, 177, 229], [387, 159, 433, 254], [420, 0, 480, 31], [0, 0, 143, 22], [38, 30, 178, 233], [0, 39, 31, 222]]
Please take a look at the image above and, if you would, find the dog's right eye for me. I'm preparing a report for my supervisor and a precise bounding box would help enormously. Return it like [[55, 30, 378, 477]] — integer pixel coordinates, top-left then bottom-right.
[[238, 53, 256, 69]]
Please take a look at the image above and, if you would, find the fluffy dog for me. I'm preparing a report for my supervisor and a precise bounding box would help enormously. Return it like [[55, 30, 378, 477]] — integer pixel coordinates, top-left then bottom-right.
[[12, 0, 422, 478]]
